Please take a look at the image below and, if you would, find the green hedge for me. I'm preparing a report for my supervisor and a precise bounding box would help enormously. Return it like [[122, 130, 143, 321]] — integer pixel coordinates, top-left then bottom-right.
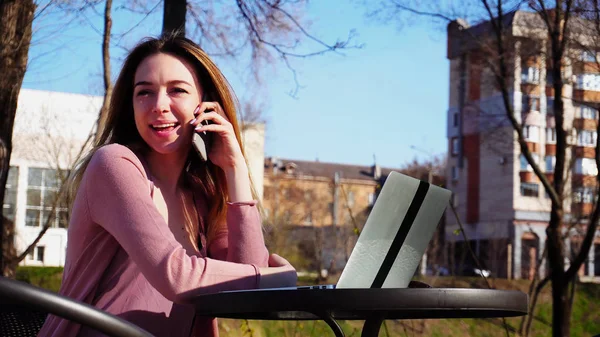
[[16, 266, 64, 292]]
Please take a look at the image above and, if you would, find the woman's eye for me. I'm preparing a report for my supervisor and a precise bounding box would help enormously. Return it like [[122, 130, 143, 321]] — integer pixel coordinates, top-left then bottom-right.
[[136, 90, 151, 97], [172, 87, 188, 94]]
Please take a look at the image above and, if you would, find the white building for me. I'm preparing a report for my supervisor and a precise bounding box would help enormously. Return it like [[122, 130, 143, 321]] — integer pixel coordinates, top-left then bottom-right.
[[4, 89, 265, 267]]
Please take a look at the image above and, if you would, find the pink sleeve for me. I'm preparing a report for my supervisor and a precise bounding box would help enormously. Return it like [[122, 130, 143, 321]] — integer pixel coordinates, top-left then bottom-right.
[[207, 201, 269, 267], [84, 145, 260, 302]]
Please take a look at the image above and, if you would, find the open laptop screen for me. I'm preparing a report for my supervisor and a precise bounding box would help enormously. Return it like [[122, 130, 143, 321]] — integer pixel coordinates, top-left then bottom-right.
[[337, 171, 451, 289]]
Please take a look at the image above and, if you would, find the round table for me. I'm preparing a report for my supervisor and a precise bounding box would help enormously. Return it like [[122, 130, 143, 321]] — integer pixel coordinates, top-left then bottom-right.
[[193, 288, 528, 337]]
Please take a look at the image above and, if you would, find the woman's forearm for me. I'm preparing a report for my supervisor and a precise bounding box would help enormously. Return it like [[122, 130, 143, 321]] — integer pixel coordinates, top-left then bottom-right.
[[224, 160, 253, 202]]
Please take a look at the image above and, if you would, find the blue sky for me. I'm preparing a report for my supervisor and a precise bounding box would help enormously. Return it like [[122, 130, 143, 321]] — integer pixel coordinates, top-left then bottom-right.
[[23, 1, 449, 169]]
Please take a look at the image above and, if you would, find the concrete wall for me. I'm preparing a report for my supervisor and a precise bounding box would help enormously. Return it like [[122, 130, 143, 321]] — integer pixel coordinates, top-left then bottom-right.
[[241, 123, 265, 200]]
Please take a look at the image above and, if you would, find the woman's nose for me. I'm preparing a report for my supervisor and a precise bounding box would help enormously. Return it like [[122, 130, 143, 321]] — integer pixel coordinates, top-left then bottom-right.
[[152, 91, 170, 113]]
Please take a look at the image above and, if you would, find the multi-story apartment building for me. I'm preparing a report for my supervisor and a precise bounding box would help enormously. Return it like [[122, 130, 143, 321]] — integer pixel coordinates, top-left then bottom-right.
[[3, 89, 265, 267], [446, 11, 600, 280]]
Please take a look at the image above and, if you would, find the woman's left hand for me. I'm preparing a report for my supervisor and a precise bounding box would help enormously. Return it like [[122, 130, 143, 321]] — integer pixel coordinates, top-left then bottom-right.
[[190, 101, 245, 171]]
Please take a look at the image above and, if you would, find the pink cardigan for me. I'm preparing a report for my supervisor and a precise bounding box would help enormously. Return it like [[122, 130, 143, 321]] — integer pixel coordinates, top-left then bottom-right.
[[38, 144, 269, 337]]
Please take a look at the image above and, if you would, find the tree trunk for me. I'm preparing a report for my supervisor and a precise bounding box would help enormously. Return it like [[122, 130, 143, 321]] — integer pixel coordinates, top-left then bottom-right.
[[163, 0, 186, 36], [551, 273, 571, 337], [96, 0, 113, 141], [547, 202, 568, 337], [0, 0, 36, 277]]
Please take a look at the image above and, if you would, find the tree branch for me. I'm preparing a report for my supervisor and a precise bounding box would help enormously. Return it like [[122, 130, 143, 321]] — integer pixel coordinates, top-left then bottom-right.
[[449, 198, 511, 337], [235, 0, 360, 58], [13, 130, 94, 264], [524, 274, 551, 336], [388, 2, 455, 23]]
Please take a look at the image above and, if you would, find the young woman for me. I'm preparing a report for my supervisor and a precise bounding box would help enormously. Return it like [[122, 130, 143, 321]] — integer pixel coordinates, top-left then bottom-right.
[[38, 34, 296, 337]]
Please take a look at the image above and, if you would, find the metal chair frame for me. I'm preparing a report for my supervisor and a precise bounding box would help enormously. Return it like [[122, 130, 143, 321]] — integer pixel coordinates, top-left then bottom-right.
[[0, 276, 154, 337]]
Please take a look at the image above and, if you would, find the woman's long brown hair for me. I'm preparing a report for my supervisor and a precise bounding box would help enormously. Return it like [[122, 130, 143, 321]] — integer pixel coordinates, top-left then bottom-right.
[[69, 33, 259, 243]]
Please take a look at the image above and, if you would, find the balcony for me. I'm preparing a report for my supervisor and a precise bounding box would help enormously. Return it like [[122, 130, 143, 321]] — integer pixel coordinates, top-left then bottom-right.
[[520, 171, 539, 183], [573, 145, 596, 158], [521, 66, 540, 86], [572, 174, 598, 186], [573, 118, 598, 131], [544, 172, 554, 184], [521, 83, 540, 96], [573, 89, 600, 103], [525, 142, 539, 153], [571, 202, 594, 216]]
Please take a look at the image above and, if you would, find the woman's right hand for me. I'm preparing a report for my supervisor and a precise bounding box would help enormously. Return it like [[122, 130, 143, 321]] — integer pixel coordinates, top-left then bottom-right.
[[258, 254, 297, 289]]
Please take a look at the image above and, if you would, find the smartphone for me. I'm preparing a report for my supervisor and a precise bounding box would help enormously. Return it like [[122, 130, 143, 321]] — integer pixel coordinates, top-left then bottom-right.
[[192, 95, 213, 162], [193, 132, 209, 162]]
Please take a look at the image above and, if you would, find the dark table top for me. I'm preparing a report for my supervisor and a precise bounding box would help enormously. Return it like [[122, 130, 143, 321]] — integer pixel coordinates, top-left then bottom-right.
[[193, 288, 528, 321]]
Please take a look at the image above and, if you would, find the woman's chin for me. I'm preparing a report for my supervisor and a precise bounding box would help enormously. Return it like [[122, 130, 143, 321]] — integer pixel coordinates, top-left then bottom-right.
[[147, 142, 186, 156]]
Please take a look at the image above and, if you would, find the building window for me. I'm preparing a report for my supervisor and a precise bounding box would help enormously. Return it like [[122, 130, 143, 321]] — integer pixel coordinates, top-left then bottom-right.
[[523, 125, 540, 142], [522, 96, 540, 113], [575, 104, 598, 119], [27, 246, 45, 262], [574, 187, 595, 203], [303, 190, 312, 201], [546, 70, 554, 86], [546, 97, 554, 114], [451, 166, 459, 181], [453, 112, 459, 127], [577, 130, 597, 147], [3, 166, 18, 222], [582, 50, 597, 62], [346, 191, 355, 207], [520, 154, 539, 172], [520, 183, 539, 197], [304, 212, 313, 225], [545, 156, 556, 173], [451, 192, 459, 207], [576, 73, 600, 91], [368, 193, 376, 206], [546, 128, 556, 144], [521, 67, 540, 84], [451, 138, 460, 156], [25, 168, 69, 228], [574, 158, 598, 176]]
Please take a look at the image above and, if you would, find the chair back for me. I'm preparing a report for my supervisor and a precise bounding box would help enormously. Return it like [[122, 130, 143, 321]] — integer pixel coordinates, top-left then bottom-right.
[[0, 276, 155, 337], [0, 302, 48, 337]]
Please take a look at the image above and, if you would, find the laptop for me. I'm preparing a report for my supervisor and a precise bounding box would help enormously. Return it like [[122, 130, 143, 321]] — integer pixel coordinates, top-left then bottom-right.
[[335, 170, 451, 288], [231, 170, 451, 291]]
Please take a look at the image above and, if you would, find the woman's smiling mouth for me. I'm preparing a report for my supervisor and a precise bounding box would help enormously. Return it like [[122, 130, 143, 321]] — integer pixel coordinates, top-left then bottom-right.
[[150, 121, 181, 137]]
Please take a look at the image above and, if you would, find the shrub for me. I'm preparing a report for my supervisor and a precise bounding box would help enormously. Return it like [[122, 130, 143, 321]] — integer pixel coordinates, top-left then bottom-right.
[[16, 266, 64, 292]]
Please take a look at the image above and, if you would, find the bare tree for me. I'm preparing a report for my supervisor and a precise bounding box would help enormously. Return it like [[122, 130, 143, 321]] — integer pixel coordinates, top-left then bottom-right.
[[364, 1, 599, 336], [4, 101, 98, 276], [96, 0, 113, 140], [160, 0, 359, 97], [0, 0, 36, 276], [2, 0, 113, 276], [163, 0, 186, 35]]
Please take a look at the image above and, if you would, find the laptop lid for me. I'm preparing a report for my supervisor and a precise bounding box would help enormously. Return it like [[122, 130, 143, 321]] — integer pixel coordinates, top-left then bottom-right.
[[336, 171, 451, 289]]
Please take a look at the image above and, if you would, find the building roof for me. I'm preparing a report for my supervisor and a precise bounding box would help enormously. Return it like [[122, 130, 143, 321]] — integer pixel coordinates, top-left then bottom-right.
[[446, 10, 581, 59], [264, 157, 398, 182]]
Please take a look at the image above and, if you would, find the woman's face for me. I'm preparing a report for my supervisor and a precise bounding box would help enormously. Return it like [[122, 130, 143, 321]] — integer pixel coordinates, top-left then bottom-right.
[[132, 52, 203, 156]]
